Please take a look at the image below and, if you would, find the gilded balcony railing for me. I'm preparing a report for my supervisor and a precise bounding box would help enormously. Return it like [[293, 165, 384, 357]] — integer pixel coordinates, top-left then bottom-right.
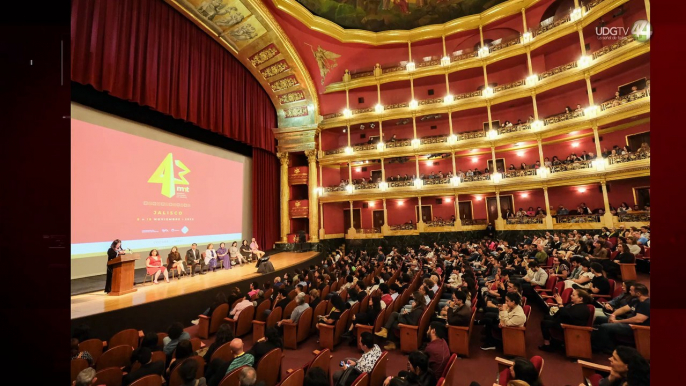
[[456, 90, 483, 100], [386, 139, 412, 149], [503, 169, 537, 178], [420, 135, 448, 145], [593, 35, 635, 60], [389, 180, 414, 188], [617, 212, 651, 222], [494, 79, 526, 93], [324, 186, 347, 193], [600, 88, 649, 111], [460, 130, 487, 140], [390, 224, 416, 230], [584, 0, 606, 12], [538, 61, 579, 82], [533, 14, 571, 37], [426, 220, 456, 227], [355, 228, 381, 234], [424, 177, 450, 186], [550, 159, 594, 173], [463, 174, 491, 182], [608, 152, 650, 165], [506, 217, 544, 224], [354, 182, 380, 190], [556, 214, 602, 223], [497, 123, 532, 135], [451, 50, 479, 63], [490, 36, 522, 53], [543, 109, 584, 126], [352, 143, 379, 152], [462, 219, 487, 226]]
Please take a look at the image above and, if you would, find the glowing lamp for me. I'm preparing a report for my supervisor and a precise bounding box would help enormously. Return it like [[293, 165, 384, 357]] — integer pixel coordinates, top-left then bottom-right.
[[414, 178, 423, 189], [447, 134, 458, 145], [483, 87, 494, 97], [532, 120, 544, 130], [344, 146, 354, 155], [584, 105, 599, 118], [377, 141, 385, 151], [487, 129, 498, 140], [406, 62, 416, 72], [492, 172, 502, 183], [375, 104, 384, 113], [444, 94, 454, 104], [346, 184, 355, 194], [526, 74, 538, 86], [441, 56, 451, 66], [409, 100, 418, 109], [521, 32, 533, 44], [478, 46, 490, 58], [570, 7, 582, 22], [578, 55, 593, 68], [411, 138, 421, 148], [450, 176, 460, 186], [342, 108, 352, 118], [379, 182, 388, 191]]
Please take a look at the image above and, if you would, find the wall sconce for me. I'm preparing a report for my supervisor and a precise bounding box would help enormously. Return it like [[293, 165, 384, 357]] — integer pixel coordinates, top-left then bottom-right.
[[377, 141, 385, 151], [406, 62, 416, 72], [441, 56, 451, 66], [483, 87, 494, 97], [355, 167, 362, 172], [593, 157, 607, 171], [450, 176, 460, 186], [375, 104, 384, 113], [346, 184, 355, 194], [315, 187, 323, 196], [578, 187, 587, 193], [516, 151, 524, 157], [369, 202, 376, 207], [571, 142, 579, 148], [445, 197, 452, 203], [487, 129, 498, 140], [344, 146, 354, 155], [578, 55, 593, 68], [447, 134, 458, 145], [409, 100, 418, 109], [475, 196, 483, 201], [570, 7, 582, 22], [532, 120, 544, 130], [342, 108, 352, 118], [537, 167, 549, 178], [411, 138, 421, 148], [472, 157, 479, 163], [526, 74, 538, 86], [521, 193, 529, 198], [414, 178, 423, 189], [584, 105, 599, 118], [492, 172, 502, 183], [398, 200, 404, 206], [478, 46, 490, 58], [521, 32, 533, 44], [444, 94, 454, 104], [379, 182, 388, 191]]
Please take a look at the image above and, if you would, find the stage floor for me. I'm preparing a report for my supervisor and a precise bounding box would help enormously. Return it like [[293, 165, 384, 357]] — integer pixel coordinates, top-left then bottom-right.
[[71, 251, 318, 320]]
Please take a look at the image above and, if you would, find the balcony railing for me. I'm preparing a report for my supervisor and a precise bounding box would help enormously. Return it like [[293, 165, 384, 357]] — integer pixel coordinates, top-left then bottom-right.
[[463, 174, 491, 182], [600, 88, 650, 111], [538, 60, 579, 82], [533, 14, 571, 37], [420, 135, 449, 145], [490, 36, 522, 53], [390, 224, 416, 231], [354, 182, 379, 190], [386, 139, 412, 149], [593, 35, 634, 60], [389, 180, 414, 188], [355, 228, 381, 234], [584, 0, 606, 12], [543, 109, 585, 126], [462, 219, 487, 226], [556, 214, 601, 223], [324, 186, 347, 193], [460, 130, 487, 140], [503, 169, 537, 178], [497, 123, 532, 135], [494, 79, 526, 93], [608, 152, 650, 165], [451, 50, 479, 63], [617, 212, 650, 222], [506, 217, 544, 224], [424, 177, 450, 186], [352, 143, 379, 152], [550, 159, 594, 173], [426, 220, 456, 227]]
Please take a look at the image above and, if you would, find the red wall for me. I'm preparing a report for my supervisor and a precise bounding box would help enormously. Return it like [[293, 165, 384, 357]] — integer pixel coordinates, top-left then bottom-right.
[[490, 97, 535, 124], [421, 196, 458, 220], [455, 152, 491, 173], [414, 74, 448, 101], [524, 0, 556, 31], [542, 134, 597, 160], [411, 37, 445, 63], [459, 194, 488, 219], [418, 157, 453, 177], [384, 159, 417, 179], [501, 189, 546, 211], [486, 57, 530, 88], [547, 184, 605, 212], [598, 122, 649, 152], [387, 198, 419, 225], [495, 146, 540, 169], [591, 57, 650, 103], [448, 66, 486, 95], [535, 81, 589, 118], [452, 108, 490, 133], [607, 177, 650, 208], [348, 86, 382, 112], [323, 202, 346, 234]]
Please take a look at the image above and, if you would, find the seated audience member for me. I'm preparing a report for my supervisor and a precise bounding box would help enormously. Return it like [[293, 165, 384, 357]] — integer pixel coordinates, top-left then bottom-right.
[[177, 359, 207, 386], [70, 338, 94, 366], [538, 289, 593, 351], [442, 290, 471, 326], [223, 339, 254, 374], [264, 288, 290, 318], [564, 260, 594, 290], [316, 294, 346, 329], [595, 281, 637, 325], [343, 295, 383, 341], [332, 332, 383, 385], [396, 351, 436, 386], [248, 327, 283, 365], [375, 291, 427, 350], [277, 292, 310, 332], [122, 347, 165, 386], [470, 357, 541, 386], [193, 292, 229, 325], [230, 294, 254, 319], [163, 322, 191, 356], [166, 340, 194, 379], [425, 322, 451, 376], [203, 324, 235, 364], [582, 346, 650, 386], [548, 256, 569, 280], [73, 368, 98, 386], [593, 284, 650, 354], [380, 283, 393, 307], [304, 367, 329, 386], [520, 261, 548, 299], [309, 289, 322, 310], [580, 263, 610, 296], [480, 292, 526, 350], [238, 367, 263, 386]]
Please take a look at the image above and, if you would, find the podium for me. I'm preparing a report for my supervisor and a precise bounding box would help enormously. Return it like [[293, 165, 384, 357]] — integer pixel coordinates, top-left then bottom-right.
[[107, 253, 140, 296]]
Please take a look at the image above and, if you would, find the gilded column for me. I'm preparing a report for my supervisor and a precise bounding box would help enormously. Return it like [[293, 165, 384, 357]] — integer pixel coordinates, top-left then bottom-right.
[[306, 150, 319, 242], [277, 152, 290, 242], [592, 123, 602, 158], [600, 180, 614, 227], [495, 189, 504, 229], [543, 186, 554, 229], [454, 194, 463, 231], [382, 198, 390, 234]]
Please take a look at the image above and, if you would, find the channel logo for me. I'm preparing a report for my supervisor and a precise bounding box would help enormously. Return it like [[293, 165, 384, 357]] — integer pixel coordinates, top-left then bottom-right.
[[148, 153, 191, 198]]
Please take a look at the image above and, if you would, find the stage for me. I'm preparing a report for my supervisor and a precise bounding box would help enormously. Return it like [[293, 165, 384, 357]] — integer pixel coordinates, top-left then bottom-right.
[[71, 251, 320, 338]]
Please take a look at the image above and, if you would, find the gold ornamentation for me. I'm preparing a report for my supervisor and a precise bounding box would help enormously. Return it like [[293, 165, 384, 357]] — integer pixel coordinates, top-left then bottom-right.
[[305, 43, 341, 85], [195, 0, 247, 29], [250, 44, 280, 67], [293, 168, 301, 174], [295, 200, 301, 207], [260, 59, 290, 78], [271, 75, 299, 92], [277, 151, 289, 165], [279, 91, 305, 104], [305, 149, 318, 163], [284, 106, 309, 118]]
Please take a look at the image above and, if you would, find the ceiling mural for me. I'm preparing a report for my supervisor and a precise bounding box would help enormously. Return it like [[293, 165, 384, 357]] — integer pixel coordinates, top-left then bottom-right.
[[294, 0, 509, 32]]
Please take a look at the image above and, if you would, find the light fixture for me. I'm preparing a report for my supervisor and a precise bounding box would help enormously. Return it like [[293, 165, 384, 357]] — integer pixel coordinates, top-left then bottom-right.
[[472, 157, 479, 163], [450, 176, 460, 186], [487, 129, 498, 140], [447, 134, 458, 145], [593, 157, 607, 171], [516, 151, 524, 157], [377, 141, 385, 151], [445, 197, 452, 203], [578, 187, 587, 193], [369, 202, 376, 207], [379, 182, 388, 191], [342, 108, 352, 118], [532, 120, 544, 130], [471, 149, 478, 153], [375, 104, 384, 113], [365, 160, 369, 164], [475, 196, 483, 201], [344, 146, 354, 155], [478, 46, 490, 58], [521, 32, 533, 44], [521, 193, 529, 198], [343, 128, 347, 133], [398, 200, 404, 206], [526, 74, 538, 86], [570, 7, 582, 22], [537, 167, 549, 178], [571, 142, 579, 148], [409, 100, 418, 109], [492, 172, 502, 183], [406, 62, 416, 72], [346, 184, 355, 194], [315, 187, 323, 196], [411, 138, 421, 148], [443, 94, 454, 104], [483, 87, 494, 97], [355, 167, 362, 172], [578, 55, 593, 68], [414, 178, 423, 189], [514, 142, 522, 146], [584, 105, 599, 118], [441, 56, 451, 66]]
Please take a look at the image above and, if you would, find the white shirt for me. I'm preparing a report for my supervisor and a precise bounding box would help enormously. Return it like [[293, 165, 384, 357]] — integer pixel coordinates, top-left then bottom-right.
[[204, 249, 216, 265], [390, 292, 399, 300]]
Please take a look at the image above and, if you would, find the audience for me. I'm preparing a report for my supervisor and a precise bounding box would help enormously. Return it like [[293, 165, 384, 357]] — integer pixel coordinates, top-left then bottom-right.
[[538, 289, 593, 352], [424, 322, 451, 376], [332, 332, 382, 385], [123, 347, 165, 386], [163, 322, 191, 356]]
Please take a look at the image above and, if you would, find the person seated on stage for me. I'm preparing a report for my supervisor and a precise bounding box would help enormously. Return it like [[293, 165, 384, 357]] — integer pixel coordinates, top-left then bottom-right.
[[238, 240, 252, 265], [146, 249, 169, 284], [224, 241, 238, 269], [216, 242, 229, 270], [167, 246, 186, 278], [250, 238, 266, 260], [205, 243, 218, 272], [163, 322, 191, 357], [70, 338, 94, 366], [538, 289, 593, 352], [122, 347, 164, 386], [375, 291, 427, 351], [186, 243, 206, 276], [230, 294, 253, 319]]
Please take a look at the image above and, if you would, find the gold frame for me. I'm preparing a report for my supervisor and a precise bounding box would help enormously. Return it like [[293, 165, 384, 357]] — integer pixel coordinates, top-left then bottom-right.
[[487, 158, 507, 171], [372, 209, 385, 228], [625, 130, 650, 147], [415, 204, 434, 223], [485, 194, 515, 220], [343, 208, 362, 229], [632, 186, 651, 207], [458, 200, 475, 220]]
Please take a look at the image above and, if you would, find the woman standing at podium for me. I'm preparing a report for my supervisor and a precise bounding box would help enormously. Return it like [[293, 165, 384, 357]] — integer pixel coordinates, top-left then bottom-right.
[[105, 239, 126, 294]]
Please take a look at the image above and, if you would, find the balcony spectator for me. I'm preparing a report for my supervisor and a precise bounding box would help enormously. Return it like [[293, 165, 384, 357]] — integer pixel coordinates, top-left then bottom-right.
[[390, 134, 397, 142], [617, 202, 630, 214], [575, 104, 583, 113], [544, 157, 552, 167], [526, 207, 536, 217], [520, 162, 528, 170], [508, 164, 516, 171], [636, 142, 650, 154], [516, 208, 527, 218], [504, 209, 515, 219], [528, 115, 535, 123]]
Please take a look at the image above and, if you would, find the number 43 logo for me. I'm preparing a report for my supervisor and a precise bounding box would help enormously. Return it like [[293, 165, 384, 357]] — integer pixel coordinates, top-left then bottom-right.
[[148, 153, 190, 198]]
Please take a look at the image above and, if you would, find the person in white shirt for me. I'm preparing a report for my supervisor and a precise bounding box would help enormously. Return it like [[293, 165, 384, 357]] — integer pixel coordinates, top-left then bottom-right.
[[229, 294, 253, 319], [332, 332, 382, 385], [389, 284, 400, 301], [205, 243, 218, 272]]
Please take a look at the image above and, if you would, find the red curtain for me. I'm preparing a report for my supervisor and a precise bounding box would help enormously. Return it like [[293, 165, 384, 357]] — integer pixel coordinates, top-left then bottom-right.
[[252, 148, 280, 249], [71, 0, 276, 153]]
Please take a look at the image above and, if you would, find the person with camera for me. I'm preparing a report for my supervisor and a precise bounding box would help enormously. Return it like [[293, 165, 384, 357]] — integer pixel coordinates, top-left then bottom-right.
[[332, 332, 381, 386]]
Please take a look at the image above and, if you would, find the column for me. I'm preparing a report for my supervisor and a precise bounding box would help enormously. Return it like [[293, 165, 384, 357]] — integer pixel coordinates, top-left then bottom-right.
[[382, 198, 390, 234], [348, 200, 356, 235], [306, 150, 319, 242], [451, 152, 457, 175], [381, 158, 386, 181], [542, 187, 554, 229], [645, 0, 651, 21], [454, 194, 463, 231], [592, 124, 602, 158], [415, 155, 420, 178], [531, 92, 539, 121], [417, 196, 425, 232], [278, 152, 290, 242], [319, 202, 325, 239], [486, 102, 493, 129], [537, 136, 545, 166], [585, 73, 595, 106], [317, 128, 322, 158], [495, 190, 504, 229], [490, 145, 498, 174], [600, 180, 614, 227]]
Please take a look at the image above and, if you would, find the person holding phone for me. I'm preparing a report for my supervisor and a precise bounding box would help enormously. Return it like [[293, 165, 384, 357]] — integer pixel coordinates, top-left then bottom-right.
[[105, 239, 126, 294], [332, 332, 381, 386]]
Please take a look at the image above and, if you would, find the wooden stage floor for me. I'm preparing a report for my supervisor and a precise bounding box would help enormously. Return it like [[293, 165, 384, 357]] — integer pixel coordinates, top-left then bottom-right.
[[71, 251, 317, 320]]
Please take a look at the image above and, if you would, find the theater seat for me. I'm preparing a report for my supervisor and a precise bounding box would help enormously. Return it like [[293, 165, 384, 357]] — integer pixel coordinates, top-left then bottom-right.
[[447, 306, 476, 357], [559, 304, 596, 359], [253, 308, 281, 342], [128, 374, 162, 386], [218, 365, 246, 386], [224, 305, 255, 337], [283, 307, 313, 349], [277, 368, 304, 386], [256, 348, 282, 386], [198, 303, 229, 339], [168, 356, 204, 386], [319, 309, 350, 352]]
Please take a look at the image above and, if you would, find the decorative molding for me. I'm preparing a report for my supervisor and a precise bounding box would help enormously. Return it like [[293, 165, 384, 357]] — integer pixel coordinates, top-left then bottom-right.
[[278, 90, 306, 104], [260, 59, 290, 78], [270, 75, 299, 92], [250, 44, 280, 66], [284, 106, 309, 118]]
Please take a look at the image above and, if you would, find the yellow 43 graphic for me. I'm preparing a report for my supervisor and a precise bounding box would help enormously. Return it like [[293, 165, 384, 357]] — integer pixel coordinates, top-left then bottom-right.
[[148, 153, 190, 198]]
